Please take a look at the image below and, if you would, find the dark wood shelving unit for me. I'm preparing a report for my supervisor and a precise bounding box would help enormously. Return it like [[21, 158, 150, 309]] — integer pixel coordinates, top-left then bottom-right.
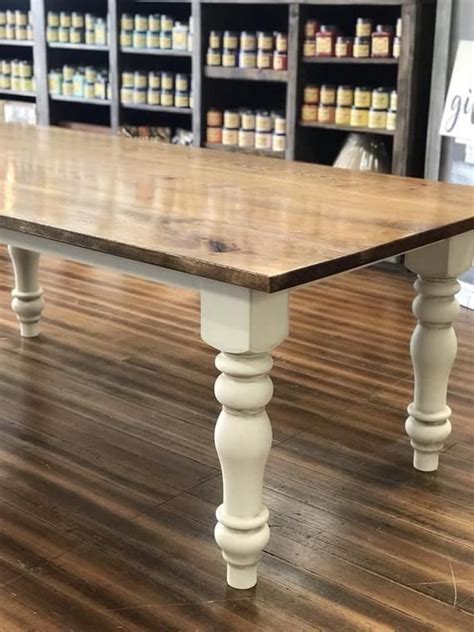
[[1, 0, 435, 177], [121, 47, 191, 57], [50, 95, 111, 106], [205, 67, 288, 82], [0, 89, 36, 98]]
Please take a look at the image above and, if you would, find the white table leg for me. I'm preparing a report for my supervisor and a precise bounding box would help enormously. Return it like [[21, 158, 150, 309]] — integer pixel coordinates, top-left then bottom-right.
[[404, 232, 474, 471], [8, 246, 44, 338], [201, 282, 289, 589]]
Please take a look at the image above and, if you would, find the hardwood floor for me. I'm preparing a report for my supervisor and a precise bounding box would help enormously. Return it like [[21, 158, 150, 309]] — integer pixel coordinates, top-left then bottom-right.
[[0, 247, 472, 631]]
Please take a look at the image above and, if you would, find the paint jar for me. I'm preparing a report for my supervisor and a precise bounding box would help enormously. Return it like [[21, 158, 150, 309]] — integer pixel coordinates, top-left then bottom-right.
[[133, 30, 146, 49], [315, 26, 337, 57], [336, 85, 353, 107], [120, 30, 132, 47], [390, 90, 397, 111], [386, 109, 397, 131], [272, 133, 286, 152], [207, 126, 222, 144], [273, 52, 287, 71], [148, 71, 161, 89], [371, 25, 393, 58], [368, 108, 387, 129], [206, 48, 221, 66], [238, 129, 255, 148], [223, 31, 238, 50], [147, 31, 160, 49], [393, 37, 401, 59], [257, 49, 272, 69], [257, 31, 273, 51], [305, 20, 319, 39], [241, 110, 255, 130], [239, 50, 256, 68], [160, 31, 172, 49], [121, 14, 133, 31], [161, 72, 174, 90], [175, 74, 189, 91], [256, 110, 272, 132], [335, 106, 351, 126], [350, 106, 369, 127], [224, 109, 240, 129], [301, 103, 318, 122], [222, 49, 237, 67], [303, 38, 316, 58], [372, 87, 390, 110], [320, 84, 336, 105], [275, 33, 287, 53], [354, 86, 371, 108], [135, 14, 148, 31], [207, 108, 223, 127], [240, 31, 256, 52], [209, 31, 221, 49], [172, 22, 189, 50], [318, 104, 335, 123], [356, 18, 373, 37], [175, 91, 189, 108], [353, 37, 370, 58], [222, 127, 238, 146], [255, 131, 272, 150], [335, 37, 353, 58], [161, 89, 174, 106]]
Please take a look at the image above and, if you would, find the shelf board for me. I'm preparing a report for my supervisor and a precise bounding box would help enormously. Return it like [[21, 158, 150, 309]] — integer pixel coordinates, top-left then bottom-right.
[[0, 38, 33, 47], [122, 103, 192, 114], [205, 67, 288, 83], [50, 95, 111, 106], [48, 42, 109, 52], [121, 47, 191, 57], [205, 143, 285, 159], [0, 88, 35, 98], [300, 121, 395, 136], [303, 57, 398, 65]]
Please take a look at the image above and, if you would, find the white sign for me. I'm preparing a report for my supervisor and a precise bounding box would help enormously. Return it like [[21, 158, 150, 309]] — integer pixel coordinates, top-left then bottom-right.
[[440, 40, 474, 142]]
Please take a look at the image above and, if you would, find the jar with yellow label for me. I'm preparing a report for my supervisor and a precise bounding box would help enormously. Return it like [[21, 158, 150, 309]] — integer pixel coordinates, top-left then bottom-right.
[[257, 49, 272, 70], [207, 126, 222, 144], [335, 36, 353, 58], [58, 27, 69, 43], [368, 108, 387, 129], [372, 87, 390, 110], [390, 90, 397, 111], [19, 61, 32, 78], [238, 129, 255, 148], [356, 18, 373, 38], [396, 18, 402, 38], [0, 25, 5, 39], [160, 31, 172, 49], [17, 10, 28, 25], [20, 77, 32, 92], [272, 133, 286, 153], [393, 37, 401, 59], [85, 13, 95, 30], [120, 30, 132, 47], [121, 14, 133, 30], [209, 31, 221, 49], [71, 12, 84, 28], [353, 37, 370, 58], [305, 20, 319, 39], [335, 106, 351, 126], [223, 31, 238, 50], [207, 108, 223, 127], [5, 24, 15, 39], [239, 50, 256, 69], [135, 15, 148, 31], [12, 76, 21, 91], [147, 31, 160, 49], [257, 31, 273, 51], [148, 72, 160, 89], [1, 60, 11, 74], [161, 72, 174, 90], [371, 25, 393, 58], [60, 11, 71, 28], [133, 71, 147, 89], [275, 33, 287, 53], [15, 25, 27, 40], [132, 87, 147, 104], [161, 89, 174, 106], [386, 108, 397, 131], [350, 106, 369, 127], [336, 85, 353, 107], [315, 25, 337, 57], [121, 86, 133, 104], [47, 11, 59, 27], [133, 30, 146, 48], [1, 75, 11, 89], [161, 15, 174, 31], [149, 15, 161, 32], [85, 66, 97, 83], [84, 81, 95, 99], [303, 38, 316, 58], [301, 103, 318, 122], [48, 70, 61, 94], [273, 51, 287, 71], [320, 84, 336, 105], [241, 110, 255, 130], [70, 28, 83, 44], [175, 74, 188, 91], [256, 110, 272, 132], [274, 113, 286, 135], [5, 10, 14, 25], [222, 49, 237, 67], [85, 30, 95, 45], [304, 85, 320, 104], [255, 131, 272, 150], [63, 65, 75, 81], [73, 73, 85, 97], [172, 22, 189, 50], [224, 109, 240, 129], [222, 127, 238, 146], [175, 91, 189, 108], [318, 104, 335, 124], [354, 86, 371, 108], [241, 31, 256, 52], [62, 80, 73, 97], [95, 78, 107, 100], [206, 48, 221, 66]]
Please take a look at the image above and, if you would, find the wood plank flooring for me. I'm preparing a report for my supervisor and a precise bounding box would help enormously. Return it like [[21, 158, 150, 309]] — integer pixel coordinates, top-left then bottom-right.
[[0, 247, 472, 631]]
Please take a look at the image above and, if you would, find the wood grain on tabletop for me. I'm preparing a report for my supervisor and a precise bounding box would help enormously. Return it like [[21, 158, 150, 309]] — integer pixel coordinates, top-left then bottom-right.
[[0, 125, 473, 292], [0, 255, 473, 631]]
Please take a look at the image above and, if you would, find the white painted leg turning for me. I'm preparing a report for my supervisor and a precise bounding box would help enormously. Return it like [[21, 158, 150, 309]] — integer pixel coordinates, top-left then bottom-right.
[[8, 246, 44, 338], [405, 232, 474, 471], [201, 283, 289, 589]]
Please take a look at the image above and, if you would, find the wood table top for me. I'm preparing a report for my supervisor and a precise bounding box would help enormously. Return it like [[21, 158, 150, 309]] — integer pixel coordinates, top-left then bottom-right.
[[0, 125, 473, 292]]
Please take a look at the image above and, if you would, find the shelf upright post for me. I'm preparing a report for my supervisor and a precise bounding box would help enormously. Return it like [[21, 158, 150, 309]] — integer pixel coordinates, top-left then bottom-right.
[[286, 3, 301, 161], [31, 0, 49, 125], [108, 0, 120, 133], [191, 0, 203, 147]]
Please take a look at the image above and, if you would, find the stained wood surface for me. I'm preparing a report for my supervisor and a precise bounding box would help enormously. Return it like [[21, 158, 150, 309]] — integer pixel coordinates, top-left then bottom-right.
[[0, 125, 473, 292], [0, 250, 473, 630]]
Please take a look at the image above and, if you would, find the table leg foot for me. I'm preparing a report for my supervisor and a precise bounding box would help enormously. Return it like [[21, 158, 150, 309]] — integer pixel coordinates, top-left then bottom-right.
[[201, 283, 289, 589], [404, 232, 473, 472], [8, 246, 44, 338]]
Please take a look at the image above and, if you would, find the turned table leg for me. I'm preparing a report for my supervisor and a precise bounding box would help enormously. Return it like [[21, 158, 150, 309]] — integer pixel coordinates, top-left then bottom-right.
[[404, 232, 474, 471], [201, 283, 289, 589], [8, 246, 44, 338]]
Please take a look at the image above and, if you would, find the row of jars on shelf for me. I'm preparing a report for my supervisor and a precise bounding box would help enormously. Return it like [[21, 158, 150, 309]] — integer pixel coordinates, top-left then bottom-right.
[[46, 12, 108, 46], [0, 10, 33, 41], [0, 58, 34, 92], [121, 71, 191, 108], [301, 84, 397, 130], [48, 66, 110, 101], [207, 30, 287, 70], [206, 108, 286, 152], [303, 18, 401, 59], [121, 13, 192, 52]]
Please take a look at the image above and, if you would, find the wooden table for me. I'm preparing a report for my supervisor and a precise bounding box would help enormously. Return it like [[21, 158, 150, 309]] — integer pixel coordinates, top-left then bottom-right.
[[1, 125, 473, 591]]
